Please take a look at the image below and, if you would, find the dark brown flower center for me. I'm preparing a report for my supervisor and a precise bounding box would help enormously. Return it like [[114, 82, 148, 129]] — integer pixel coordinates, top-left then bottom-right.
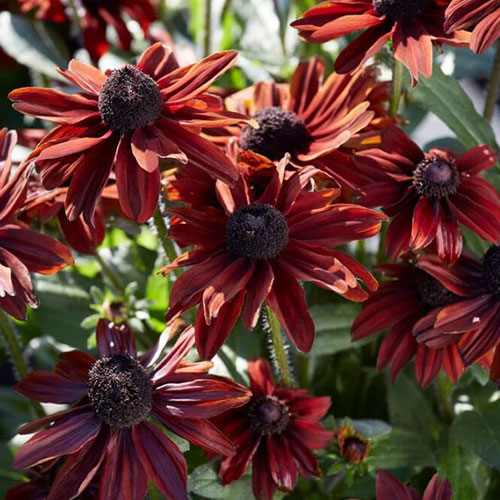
[[240, 107, 309, 161], [413, 157, 460, 199], [417, 272, 457, 308], [247, 395, 290, 435], [226, 203, 289, 260], [342, 437, 368, 463], [98, 66, 163, 131], [482, 246, 500, 300], [106, 300, 128, 323], [88, 353, 152, 429], [373, 0, 432, 20]]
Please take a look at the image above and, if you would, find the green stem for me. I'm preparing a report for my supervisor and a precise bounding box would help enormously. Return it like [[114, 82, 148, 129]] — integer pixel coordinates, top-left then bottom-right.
[[153, 205, 178, 265], [0, 309, 45, 418], [94, 251, 126, 293], [203, 0, 212, 57], [376, 222, 388, 264], [435, 372, 454, 425], [389, 57, 403, 118], [484, 41, 500, 123], [265, 304, 294, 388], [221, 0, 233, 18]]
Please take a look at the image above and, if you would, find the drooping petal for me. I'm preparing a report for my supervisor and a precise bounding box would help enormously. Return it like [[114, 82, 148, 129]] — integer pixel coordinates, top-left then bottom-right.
[[15, 412, 102, 469], [267, 265, 315, 353], [15, 371, 87, 404], [195, 291, 245, 360], [132, 421, 188, 500], [219, 428, 261, 485], [0, 225, 73, 274], [47, 426, 110, 500], [98, 428, 148, 500], [115, 135, 161, 223], [154, 373, 251, 418], [154, 412, 235, 456]]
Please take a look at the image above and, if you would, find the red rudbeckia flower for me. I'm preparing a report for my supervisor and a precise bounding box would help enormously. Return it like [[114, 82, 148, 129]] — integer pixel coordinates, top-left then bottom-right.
[[355, 126, 500, 263], [375, 470, 452, 500], [14, 320, 250, 500], [352, 257, 465, 387], [9, 43, 251, 225], [0, 129, 73, 320], [206, 57, 391, 188], [291, 0, 470, 83], [214, 359, 333, 500], [162, 152, 386, 359], [412, 248, 500, 376], [446, 0, 500, 53]]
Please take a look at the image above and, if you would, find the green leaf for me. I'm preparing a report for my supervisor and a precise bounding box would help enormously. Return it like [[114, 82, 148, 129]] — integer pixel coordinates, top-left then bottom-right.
[[409, 64, 498, 152], [188, 463, 253, 499], [309, 303, 366, 356], [0, 13, 68, 80], [367, 428, 435, 469], [438, 441, 480, 500], [32, 271, 93, 350], [388, 374, 440, 439], [351, 419, 391, 439], [451, 400, 500, 471]]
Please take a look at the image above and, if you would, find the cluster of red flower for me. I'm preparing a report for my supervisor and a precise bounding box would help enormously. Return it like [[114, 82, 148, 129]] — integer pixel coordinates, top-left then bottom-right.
[[1, 0, 500, 499]]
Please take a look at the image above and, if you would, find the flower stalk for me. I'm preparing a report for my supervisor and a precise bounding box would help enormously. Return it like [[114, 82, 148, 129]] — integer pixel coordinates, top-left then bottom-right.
[[153, 205, 178, 265], [389, 57, 403, 118], [203, 0, 212, 57], [0, 309, 44, 417], [484, 40, 500, 122], [265, 304, 294, 388]]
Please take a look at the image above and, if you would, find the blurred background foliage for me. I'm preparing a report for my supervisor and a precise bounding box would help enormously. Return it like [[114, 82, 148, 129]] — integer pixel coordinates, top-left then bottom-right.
[[1, 0, 500, 499]]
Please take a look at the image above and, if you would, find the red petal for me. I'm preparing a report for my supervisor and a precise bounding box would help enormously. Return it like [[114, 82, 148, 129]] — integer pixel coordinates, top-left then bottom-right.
[[115, 135, 161, 223], [247, 359, 275, 397], [96, 319, 137, 358], [155, 413, 235, 456], [376, 470, 413, 500], [132, 421, 188, 500], [14, 412, 101, 469], [47, 426, 109, 500], [154, 373, 251, 418], [98, 428, 148, 500], [267, 265, 315, 353], [16, 371, 87, 404], [195, 291, 245, 360]]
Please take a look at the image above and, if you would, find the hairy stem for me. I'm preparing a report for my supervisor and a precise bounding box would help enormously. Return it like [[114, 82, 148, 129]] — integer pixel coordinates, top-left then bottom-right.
[[0, 309, 45, 417], [153, 205, 178, 265], [389, 57, 403, 118], [265, 304, 294, 388], [484, 41, 500, 123]]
